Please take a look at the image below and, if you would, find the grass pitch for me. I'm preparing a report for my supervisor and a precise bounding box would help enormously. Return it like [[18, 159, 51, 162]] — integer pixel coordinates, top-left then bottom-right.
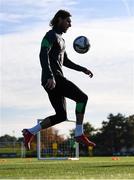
[[0, 157, 134, 179]]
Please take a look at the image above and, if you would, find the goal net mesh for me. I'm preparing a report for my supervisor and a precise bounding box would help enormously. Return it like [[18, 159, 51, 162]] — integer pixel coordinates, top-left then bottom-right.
[[37, 120, 79, 160]]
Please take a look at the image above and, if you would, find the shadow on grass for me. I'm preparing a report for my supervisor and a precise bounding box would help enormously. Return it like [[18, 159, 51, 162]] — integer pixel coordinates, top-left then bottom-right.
[[0, 163, 134, 171]]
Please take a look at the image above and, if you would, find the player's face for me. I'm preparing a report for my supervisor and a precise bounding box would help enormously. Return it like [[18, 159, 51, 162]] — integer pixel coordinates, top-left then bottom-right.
[[59, 17, 71, 33]]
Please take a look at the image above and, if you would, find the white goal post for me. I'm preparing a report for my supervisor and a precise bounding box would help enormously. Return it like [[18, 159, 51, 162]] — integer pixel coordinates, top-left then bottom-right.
[[37, 119, 79, 160]]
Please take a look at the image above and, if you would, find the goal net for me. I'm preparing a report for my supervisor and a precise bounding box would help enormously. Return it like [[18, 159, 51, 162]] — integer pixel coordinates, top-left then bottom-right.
[[37, 119, 79, 160]]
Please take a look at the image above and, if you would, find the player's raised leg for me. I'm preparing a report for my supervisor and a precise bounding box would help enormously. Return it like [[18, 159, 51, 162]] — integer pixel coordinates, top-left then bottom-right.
[[62, 77, 96, 147]]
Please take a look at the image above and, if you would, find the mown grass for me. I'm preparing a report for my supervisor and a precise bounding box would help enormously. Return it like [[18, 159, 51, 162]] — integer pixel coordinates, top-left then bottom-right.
[[0, 157, 134, 179]]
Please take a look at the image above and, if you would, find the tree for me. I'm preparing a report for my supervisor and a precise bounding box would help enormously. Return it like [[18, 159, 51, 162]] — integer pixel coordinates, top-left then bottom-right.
[[93, 113, 134, 155], [83, 122, 96, 137], [102, 113, 126, 152], [124, 115, 134, 149], [0, 134, 17, 143]]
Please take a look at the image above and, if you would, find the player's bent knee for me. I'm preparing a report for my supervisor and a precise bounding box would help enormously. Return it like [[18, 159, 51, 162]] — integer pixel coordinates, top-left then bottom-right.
[[79, 93, 88, 103], [83, 94, 88, 103], [56, 111, 67, 123]]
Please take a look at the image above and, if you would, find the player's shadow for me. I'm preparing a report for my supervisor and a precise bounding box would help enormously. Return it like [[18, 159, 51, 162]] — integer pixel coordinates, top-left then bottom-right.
[[0, 163, 134, 171], [92, 164, 134, 168]]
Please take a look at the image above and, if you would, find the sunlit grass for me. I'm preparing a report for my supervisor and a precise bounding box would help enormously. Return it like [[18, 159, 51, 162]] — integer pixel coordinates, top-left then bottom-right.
[[0, 157, 134, 179]]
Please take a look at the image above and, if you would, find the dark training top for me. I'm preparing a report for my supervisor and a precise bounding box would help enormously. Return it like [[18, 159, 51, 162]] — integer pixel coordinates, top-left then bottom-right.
[[39, 27, 87, 85]]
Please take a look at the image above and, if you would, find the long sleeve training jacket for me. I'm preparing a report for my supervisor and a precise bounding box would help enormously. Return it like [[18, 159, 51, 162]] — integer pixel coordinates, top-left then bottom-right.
[[39, 27, 87, 85]]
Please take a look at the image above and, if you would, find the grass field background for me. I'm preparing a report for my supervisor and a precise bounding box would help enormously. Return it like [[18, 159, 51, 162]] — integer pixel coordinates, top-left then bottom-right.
[[0, 157, 134, 179]]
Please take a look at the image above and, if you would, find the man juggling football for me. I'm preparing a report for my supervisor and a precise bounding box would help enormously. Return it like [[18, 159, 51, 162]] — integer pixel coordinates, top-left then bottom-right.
[[22, 10, 96, 150]]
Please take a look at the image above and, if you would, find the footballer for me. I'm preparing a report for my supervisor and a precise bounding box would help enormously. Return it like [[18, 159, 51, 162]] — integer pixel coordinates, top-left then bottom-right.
[[22, 10, 96, 150]]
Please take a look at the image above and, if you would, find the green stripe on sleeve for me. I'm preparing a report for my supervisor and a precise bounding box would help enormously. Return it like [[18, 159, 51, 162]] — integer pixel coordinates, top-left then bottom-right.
[[41, 38, 52, 48]]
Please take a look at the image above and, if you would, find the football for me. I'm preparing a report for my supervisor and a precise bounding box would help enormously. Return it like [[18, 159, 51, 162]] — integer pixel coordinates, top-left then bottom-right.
[[73, 36, 90, 54]]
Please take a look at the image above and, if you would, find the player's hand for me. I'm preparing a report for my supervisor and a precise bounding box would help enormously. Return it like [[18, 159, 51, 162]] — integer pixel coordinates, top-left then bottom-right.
[[84, 69, 93, 78], [45, 78, 56, 90]]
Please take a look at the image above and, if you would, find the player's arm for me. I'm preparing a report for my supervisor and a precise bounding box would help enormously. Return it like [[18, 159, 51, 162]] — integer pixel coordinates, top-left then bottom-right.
[[39, 32, 56, 89], [63, 51, 93, 78]]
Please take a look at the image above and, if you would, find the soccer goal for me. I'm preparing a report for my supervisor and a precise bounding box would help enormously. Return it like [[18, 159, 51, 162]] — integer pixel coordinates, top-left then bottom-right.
[[37, 119, 79, 160]]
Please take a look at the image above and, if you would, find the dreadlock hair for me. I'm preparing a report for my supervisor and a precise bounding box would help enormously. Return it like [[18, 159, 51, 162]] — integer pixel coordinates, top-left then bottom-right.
[[50, 10, 71, 27]]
